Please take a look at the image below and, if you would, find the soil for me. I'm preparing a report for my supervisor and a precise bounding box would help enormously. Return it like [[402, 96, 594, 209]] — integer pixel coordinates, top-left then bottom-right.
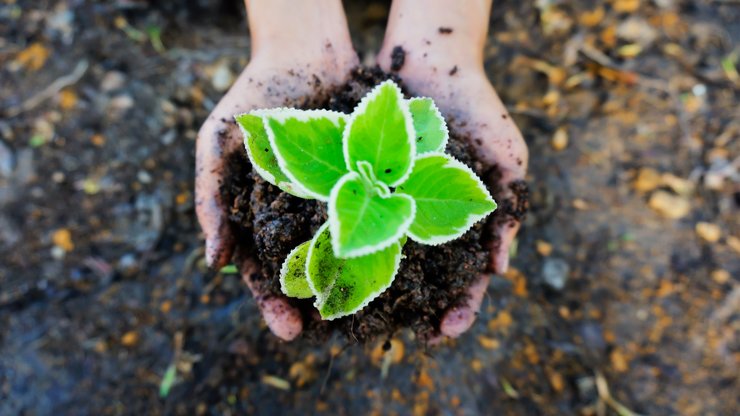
[[1, 1, 739, 415], [222, 67, 498, 343]]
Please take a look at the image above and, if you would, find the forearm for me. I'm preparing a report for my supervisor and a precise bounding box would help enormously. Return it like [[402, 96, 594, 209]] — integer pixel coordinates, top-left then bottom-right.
[[380, 0, 492, 70], [245, 0, 353, 60]]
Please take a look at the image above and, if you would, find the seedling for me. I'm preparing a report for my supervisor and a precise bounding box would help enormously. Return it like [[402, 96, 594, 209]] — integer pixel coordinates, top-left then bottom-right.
[[235, 81, 496, 320]]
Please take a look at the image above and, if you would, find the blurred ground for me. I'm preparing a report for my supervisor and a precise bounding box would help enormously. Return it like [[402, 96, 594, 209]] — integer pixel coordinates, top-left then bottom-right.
[[1, 0, 738, 415]]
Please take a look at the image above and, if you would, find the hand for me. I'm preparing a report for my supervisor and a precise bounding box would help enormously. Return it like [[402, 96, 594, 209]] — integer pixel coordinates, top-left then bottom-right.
[[379, 0, 529, 338], [195, 0, 358, 340]]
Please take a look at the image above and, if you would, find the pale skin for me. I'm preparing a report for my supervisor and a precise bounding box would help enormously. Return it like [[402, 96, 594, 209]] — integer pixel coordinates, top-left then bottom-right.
[[195, 0, 528, 341]]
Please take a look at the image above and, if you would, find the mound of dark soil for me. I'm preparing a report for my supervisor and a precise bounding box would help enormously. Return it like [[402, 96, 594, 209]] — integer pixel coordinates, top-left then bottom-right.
[[222, 67, 515, 343]]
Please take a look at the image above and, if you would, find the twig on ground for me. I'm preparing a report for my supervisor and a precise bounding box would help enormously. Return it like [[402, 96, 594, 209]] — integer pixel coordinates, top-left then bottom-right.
[[5, 60, 89, 117], [319, 347, 337, 395], [595, 370, 644, 416], [320, 340, 352, 395]]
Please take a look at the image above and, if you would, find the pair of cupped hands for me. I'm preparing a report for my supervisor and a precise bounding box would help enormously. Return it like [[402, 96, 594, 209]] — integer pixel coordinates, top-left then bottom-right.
[[195, 1, 528, 341]]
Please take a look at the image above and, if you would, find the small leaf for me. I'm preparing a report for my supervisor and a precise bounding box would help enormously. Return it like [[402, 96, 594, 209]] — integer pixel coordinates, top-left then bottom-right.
[[264, 109, 349, 201], [397, 153, 496, 245], [146, 25, 166, 54], [356, 160, 391, 198], [219, 264, 238, 274], [159, 364, 177, 398], [329, 172, 415, 258], [29, 134, 46, 148], [234, 113, 312, 198], [408, 98, 448, 154], [399, 234, 408, 247], [306, 223, 402, 320], [344, 80, 415, 186], [721, 54, 739, 82], [279, 241, 313, 299]]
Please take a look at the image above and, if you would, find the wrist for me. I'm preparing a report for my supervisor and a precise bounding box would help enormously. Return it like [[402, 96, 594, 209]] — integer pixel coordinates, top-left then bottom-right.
[[245, 0, 354, 63], [379, 0, 491, 72]]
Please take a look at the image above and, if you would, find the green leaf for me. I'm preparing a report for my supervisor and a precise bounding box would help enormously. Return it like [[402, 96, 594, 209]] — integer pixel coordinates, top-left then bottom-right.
[[306, 223, 402, 320], [264, 109, 349, 201], [29, 134, 46, 148], [329, 172, 415, 258], [159, 364, 177, 398], [721, 54, 739, 81], [397, 153, 496, 245], [343, 80, 415, 186], [408, 98, 448, 154], [279, 241, 313, 299], [356, 160, 391, 198], [146, 25, 165, 54], [399, 234, 408, 247], [219, 264, 238, 274], [235, 113, 312, 198]]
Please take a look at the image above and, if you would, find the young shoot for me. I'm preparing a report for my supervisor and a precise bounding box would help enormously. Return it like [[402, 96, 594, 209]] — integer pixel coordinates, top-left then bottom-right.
[[235, 80, 496, 320]]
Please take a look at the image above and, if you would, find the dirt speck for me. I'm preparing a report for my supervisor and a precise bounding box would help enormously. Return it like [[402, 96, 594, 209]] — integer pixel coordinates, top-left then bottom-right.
[[390, 46, 406, 72]]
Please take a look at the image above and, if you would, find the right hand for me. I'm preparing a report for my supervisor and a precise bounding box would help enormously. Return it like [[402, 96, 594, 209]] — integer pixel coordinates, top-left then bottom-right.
[[195, 48, 357, 340]]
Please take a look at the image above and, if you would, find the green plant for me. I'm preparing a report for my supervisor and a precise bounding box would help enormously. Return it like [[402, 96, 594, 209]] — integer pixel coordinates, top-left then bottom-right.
[[235, 80, 496, 320]]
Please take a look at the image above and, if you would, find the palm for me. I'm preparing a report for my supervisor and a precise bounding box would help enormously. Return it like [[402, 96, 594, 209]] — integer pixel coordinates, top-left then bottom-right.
[[395, 68, 528, 274]]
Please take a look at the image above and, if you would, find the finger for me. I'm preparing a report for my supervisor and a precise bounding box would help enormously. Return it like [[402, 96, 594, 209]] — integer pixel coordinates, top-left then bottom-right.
[[487, 163, 527, 275], [459, 83, 528, 276], [195, 86, 250, 268], [439, 274, 490, 337], [240, 257, 303, 341], [259, 296, 303, 341], [491, 219, 520, 274]]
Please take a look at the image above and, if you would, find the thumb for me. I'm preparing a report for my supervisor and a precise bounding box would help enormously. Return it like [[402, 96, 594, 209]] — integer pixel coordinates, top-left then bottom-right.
[[240, 257, 303, 341], [439, 274, 490, 337]]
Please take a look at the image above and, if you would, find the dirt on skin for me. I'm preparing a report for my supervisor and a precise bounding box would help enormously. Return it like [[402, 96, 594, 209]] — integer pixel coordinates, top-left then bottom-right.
[[390, 46, 406, 72], [222, 67, 518, 342]]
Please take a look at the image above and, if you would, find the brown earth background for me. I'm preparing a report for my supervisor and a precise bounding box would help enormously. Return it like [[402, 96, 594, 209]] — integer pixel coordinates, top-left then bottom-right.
[[1, 0, 738, 415]]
